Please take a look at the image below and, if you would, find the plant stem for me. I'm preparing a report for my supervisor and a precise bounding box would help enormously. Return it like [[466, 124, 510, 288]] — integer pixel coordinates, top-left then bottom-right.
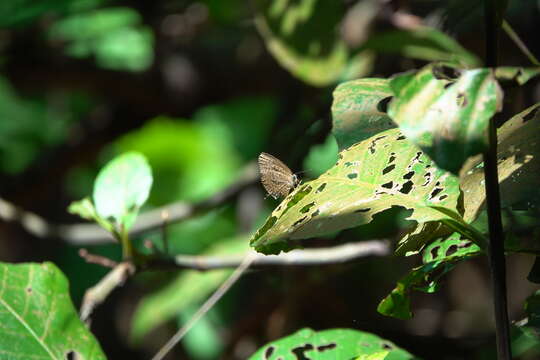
[[483, 1, 511, 359]]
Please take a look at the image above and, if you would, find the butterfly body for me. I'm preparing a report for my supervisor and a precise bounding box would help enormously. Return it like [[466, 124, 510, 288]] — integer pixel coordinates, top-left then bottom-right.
[[258, 152, 299, 199]]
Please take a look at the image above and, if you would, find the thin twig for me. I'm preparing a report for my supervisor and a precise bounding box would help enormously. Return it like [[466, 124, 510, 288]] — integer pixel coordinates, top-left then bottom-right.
[[152, 253, 257, 360], [502, 20, 540, 66], [147, 240, 391, 270], [80, 262, 135, 325], [161, 210, 170, 255], [78, 249, 118, 268], [0, 163, 258, 245]]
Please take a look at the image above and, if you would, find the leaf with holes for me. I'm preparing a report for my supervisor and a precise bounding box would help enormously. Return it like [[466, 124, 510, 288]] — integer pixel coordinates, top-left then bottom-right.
[[388, 65, 502, 174], [332, 78, 396, 150], [461, 103, 540, 223], [248, 328, 415, 360], [250, 129, 460, 255], [93, 152, 152, 230], [253, 0, 375, 87], [0, 262, 105, 359], [378, 233, 481, 319]]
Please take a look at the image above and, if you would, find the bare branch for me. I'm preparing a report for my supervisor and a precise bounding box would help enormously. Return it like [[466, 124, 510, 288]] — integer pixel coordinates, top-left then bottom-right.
[[78, 249, 118, 268], [1, 163, 258, 245], [80, 262, 135, 325], [146, 240, 391, 270]]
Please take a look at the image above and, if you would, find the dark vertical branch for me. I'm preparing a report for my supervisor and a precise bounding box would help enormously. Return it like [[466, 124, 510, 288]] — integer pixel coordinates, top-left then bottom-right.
[[483, 1, 511, 359]]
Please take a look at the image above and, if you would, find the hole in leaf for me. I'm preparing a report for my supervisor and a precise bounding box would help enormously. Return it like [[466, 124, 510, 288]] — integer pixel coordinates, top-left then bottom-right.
[[347, 173, 358, 179], [446, 245, 457, 256], [316, 183, 327, 193], [264, 346, 275, 359], [381, 341, 394, 350], [317, 343, 336, 352], [388, 153, 396, 163], [345, 161, 353, 167], [300, 202, 315, 214], [403, 171, 414, 180], [456, 92, 468, 107], [423, 172, 433, 186], [523, 108, 538, 122], [430, 187, 443, 199], [399, 180, 413, 194], [354, 208, 371, 213], [66, 351, 77, 360], [413, 152, 423, 162], [293, 216, 308, 227], [292, 344, 314, 360], [439, 194, 448, 201], [382, 164, 395, 175], [368, 136, 386, 154], [376, 96, 393, 113], [382, 181, 393, 189], [430, 246, 440, 259], [282, 186, 313, 216], [459, 241, 473, 249], [338, 153, 344, 160], [433, 65, 460, 80], [397, 134, 406, 140], [311, 209, 320, 217]]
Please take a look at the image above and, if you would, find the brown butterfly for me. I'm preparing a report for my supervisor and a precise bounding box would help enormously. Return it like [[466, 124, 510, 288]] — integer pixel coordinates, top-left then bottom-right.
[[258, 152, 299, 199]]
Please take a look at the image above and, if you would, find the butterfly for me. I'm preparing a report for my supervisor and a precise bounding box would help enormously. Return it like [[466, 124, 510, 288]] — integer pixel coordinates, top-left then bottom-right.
[[258, 152, 299, 199]]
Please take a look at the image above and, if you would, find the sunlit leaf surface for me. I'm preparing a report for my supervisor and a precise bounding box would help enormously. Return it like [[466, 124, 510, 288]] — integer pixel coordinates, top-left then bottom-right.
[[93, 152, 152, 230], [251, 129, 460, 254], [332, 78, 396, 150], [461, 103, 540, 222], [388, 65, 502, 174]]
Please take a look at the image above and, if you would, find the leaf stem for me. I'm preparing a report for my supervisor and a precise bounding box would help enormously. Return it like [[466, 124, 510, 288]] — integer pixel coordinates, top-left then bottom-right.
[[483, 1, 511, 359]]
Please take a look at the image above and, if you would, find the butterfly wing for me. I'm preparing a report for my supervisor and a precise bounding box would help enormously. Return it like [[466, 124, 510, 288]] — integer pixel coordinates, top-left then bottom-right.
[[258, 152, 296, 199]]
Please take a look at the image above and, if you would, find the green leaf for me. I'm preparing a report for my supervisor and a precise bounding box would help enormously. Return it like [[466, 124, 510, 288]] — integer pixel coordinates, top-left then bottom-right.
[[512, 290, 540, 357], [253, 0, 375, 86], [331, 78, 396, 150], [116, 115, 243, 204], [361, 27, 480, 67], [495, 67, 540, 85], [378, 233, 481, 319], [68, 197, 114, 233], [248, 328, 415, 360], [461, 103, 540, 222], [130, 236, 249, 341], [250, 129, 460, 254], [0, 262, 105, 359], [388, 65, 502, 174], [93, 151, 152, 230]]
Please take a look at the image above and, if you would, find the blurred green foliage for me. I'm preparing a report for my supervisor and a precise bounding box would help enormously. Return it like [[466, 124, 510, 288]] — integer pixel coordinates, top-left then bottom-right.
[[0, 0, 107, 27], [0, 77, 85, 174], [49, 7, 154, 71]]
